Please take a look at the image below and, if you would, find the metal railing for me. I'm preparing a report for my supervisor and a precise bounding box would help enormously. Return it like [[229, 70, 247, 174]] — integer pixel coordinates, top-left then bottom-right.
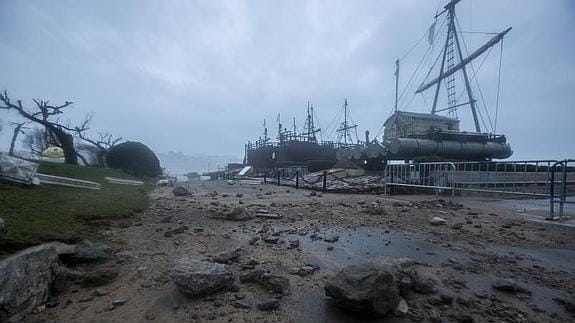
[[449, 160, 561, 197], [384, 162, 456, 196], [384, 159, 575, 219], [549, 159, 575, 220], [255, 159, 574, 218]]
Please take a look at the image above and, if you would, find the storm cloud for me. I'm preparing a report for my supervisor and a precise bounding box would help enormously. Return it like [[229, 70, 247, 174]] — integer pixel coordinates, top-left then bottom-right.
[[1, 0, 574, 166]]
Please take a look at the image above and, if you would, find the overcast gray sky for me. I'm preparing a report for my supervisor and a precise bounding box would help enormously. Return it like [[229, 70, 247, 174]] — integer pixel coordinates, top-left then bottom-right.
[[1, 0, 574, 161]]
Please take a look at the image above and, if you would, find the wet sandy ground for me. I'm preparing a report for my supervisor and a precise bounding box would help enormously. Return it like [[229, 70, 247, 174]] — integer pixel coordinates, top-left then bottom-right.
[[28, 180, 575, 323]]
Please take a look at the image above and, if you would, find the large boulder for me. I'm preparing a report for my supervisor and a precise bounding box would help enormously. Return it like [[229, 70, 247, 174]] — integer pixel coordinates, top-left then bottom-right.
[[0, 244, 60, 322], [172, 186, 190, 197], [169, 258, 235, 297], [106, 141, 161, 177], [325, 263, 401, 317]]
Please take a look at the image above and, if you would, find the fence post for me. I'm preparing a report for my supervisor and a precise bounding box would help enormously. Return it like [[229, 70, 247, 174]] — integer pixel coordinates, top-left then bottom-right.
[[322, 171, 327, 192], [561, 160, 568, 218], [264, 171, 267, 184], [296, 171, 299, 189], [549, 164, 556, 219], [277, 170, 281, 186]]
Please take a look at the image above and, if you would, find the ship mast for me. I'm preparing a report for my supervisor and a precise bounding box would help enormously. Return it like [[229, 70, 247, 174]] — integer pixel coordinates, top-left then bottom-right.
[[416, 0, 511, 133], [304, 102, 321, 143], [337, 99, 358, 145]]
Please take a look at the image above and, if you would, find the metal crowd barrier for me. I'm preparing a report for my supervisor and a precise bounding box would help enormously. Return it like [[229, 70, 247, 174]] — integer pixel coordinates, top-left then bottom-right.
[[549, 159, 575, 220]]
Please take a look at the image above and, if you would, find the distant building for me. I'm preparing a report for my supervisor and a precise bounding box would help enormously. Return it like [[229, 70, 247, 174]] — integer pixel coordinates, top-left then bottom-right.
[[383, 111, 460, 139]]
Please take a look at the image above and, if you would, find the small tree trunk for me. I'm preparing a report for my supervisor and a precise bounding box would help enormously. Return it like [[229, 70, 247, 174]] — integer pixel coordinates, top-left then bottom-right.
[[97, 149, 107, 167], [54, 128, 78, 165], [9, 124, 24, 156]]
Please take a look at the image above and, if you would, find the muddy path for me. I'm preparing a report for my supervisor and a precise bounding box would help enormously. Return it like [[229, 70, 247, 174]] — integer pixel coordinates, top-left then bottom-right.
[[27, 181, 575, 322]]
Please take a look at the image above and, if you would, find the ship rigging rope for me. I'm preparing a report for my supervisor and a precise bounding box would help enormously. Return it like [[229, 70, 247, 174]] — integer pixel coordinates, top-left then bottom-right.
[[398, 17, 447, 109], [400, 27, 448, 112], [323, 104, 345, 141], [373, 15, 448, 139], [455, 16, 496, 132], [453, 45, 495, 132]]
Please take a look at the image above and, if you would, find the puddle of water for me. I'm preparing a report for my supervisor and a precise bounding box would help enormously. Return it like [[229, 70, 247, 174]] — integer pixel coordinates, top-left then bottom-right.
[[288, 227, 459, 271], [468, 198, 575, 227], [489, 245, 575, 272], [281, 225, 574, 319]]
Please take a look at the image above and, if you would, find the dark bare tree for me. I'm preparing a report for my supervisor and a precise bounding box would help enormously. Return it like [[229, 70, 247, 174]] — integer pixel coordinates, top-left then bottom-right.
[[8, 121, 28, 156], [22, 127, 48, 155], [0, 90, 88, 164], [73, 115, 123, 167]]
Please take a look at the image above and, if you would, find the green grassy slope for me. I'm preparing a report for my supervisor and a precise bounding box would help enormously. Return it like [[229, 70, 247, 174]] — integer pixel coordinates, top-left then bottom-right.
[[0, 162, 154, 254]]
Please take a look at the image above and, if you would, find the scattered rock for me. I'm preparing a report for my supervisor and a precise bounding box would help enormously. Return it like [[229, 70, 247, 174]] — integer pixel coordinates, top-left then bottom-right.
[[159, 216, 173, 223], [288, 239, 300, 249], [170, 258, 235, 297], [79, 295, 94, 303], [93, 288, 108, 297], [233, 300, 251, 309], [325, 262, 400, 317], [212, 248, 242, 264], [208, 208, 254, 221], [409, 268, 437, 294], [257, 299, 280, 311], [324, 235, 339, 243], [491, 278, 530, 294], [288, 265, 318, 277], [451, 223, 463, 230], [145, 313, 156, 320], [248, 236, 260, 245], [112, 299, 127, 306], [439, 291, 454, 304], [393, 297, 409, 317], [428, 309, 442, 322], [263, 237, 280, 244], [429, 217, 447, 226], [173, 186, 191, 196], [240, 270, 290, 295], [256, 213, 282, 219], [115, 251, 137, 264], [474, 289, 489, 299], [171, 226, 189, 234], [233, 293, 246, 300], [236, 193, 243, 198]]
